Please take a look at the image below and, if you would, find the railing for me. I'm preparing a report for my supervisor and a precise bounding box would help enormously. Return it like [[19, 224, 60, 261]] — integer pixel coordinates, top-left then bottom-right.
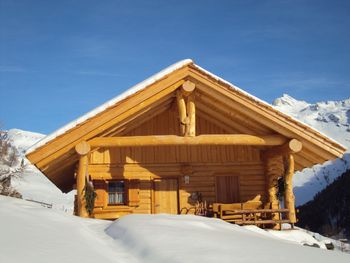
[[25, 199, 53, 209], [213, 202, 291, 229]]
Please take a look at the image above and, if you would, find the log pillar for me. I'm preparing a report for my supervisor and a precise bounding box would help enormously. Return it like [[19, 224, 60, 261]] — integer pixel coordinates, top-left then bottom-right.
[[75, 141, 91, 218], [176, 90, 187, 136], [284, 153, 297, 224], [265, 155, 284, 229], [176, 80, 196, 136], [186, 94, 196, 137]]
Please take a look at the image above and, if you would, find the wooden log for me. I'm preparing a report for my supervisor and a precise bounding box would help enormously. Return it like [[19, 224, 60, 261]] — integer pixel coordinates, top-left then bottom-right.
[[76, 154, 89, 218], [89, 134, 287, 148], [284, 154, 297, 223], [181, 80, 196, 96], [265, 139, 302, 159], [75, 141, 91, 156], [265, 156, 283, 228], [186, 94, 196, 136], [176, 90, 187, 136]]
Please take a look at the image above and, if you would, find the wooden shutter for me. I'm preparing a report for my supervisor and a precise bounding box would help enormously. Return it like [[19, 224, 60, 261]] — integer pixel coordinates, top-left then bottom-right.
[[93, 180, 107, 207], [216, 176, 240, 203], [128, 179, 140, 207]]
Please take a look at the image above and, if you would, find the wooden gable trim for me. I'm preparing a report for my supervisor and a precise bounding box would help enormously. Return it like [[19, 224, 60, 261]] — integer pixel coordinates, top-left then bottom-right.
[[88, 134, 288, 148], [186, 66, 345, 159], [27, 67, 190, 169]]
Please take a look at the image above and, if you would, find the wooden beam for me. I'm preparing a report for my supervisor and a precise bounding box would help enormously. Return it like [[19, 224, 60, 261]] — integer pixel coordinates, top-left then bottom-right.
[[265, 139, 302, 158], [181, 80, 196, 96], [176, 90, 187, 136], [186, 94, 196, 136], [89, 134, 287, 148], [75, 141, 90, 218], [75, 141, 91, 155], [284, 154, 297, 224]]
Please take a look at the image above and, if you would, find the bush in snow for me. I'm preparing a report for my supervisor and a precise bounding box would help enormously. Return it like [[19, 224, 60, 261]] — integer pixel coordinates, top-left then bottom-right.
[[0, 130, 23, 198]]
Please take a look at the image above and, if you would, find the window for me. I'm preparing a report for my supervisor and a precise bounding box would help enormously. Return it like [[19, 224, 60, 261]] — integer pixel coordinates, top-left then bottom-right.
[[108, 181, 126, 205]]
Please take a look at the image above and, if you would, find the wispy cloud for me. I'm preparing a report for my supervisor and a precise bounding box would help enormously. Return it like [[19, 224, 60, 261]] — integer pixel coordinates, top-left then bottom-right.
[[75, 70, 121, 77], [269, 73, 345, 92], [0, 65, 26, 73]]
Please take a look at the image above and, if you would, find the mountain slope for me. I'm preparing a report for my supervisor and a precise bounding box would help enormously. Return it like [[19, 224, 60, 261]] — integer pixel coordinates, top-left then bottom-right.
[[297, 170, 350, 239], [1, 129, 74, 211], [273, 95, 350, 205]]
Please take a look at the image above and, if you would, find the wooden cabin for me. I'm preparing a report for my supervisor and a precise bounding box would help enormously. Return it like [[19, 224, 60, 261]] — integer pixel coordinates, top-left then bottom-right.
[[26, 59, 346, 226]]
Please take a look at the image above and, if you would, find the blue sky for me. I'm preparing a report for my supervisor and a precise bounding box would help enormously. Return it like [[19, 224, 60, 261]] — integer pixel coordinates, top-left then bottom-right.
[[1, 0, 349, 134]]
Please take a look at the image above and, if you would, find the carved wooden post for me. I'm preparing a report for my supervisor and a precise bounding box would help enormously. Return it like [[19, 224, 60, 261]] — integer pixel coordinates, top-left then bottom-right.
[[265, 139, 301, 227], [265, 155, 284, 229], [75, 141, 90, 218], [176, 80, 196, 137], [284, 153, 297, 224], [176, 90, 187, 136], [266, 156, 281, 205], [187, 94, 196, 137]]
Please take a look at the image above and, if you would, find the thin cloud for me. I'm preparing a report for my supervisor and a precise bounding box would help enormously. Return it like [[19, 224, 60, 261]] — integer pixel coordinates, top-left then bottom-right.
[[0, 65, 26, 73], [75, 70, 121, 77], [272, 76, 345, 92]]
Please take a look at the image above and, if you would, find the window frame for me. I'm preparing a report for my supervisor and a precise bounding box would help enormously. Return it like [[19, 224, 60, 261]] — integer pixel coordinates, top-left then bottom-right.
[[107, 180, 128, 206]]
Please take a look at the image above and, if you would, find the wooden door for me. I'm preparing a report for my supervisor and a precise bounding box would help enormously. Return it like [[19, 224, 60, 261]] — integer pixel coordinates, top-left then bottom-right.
[[216, 176, 239, 203], [154, 178, 179, 214]]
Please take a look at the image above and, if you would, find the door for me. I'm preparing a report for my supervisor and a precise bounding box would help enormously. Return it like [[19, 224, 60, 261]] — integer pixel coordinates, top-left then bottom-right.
[[216, 176, 239, 203], [154, 178, 179, 214]]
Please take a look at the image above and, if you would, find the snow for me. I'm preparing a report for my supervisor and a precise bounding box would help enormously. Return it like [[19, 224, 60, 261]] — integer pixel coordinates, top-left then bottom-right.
[[25, 59, 193, 154], [1, 196, 349, 263], [3, 128, 74, 212], [0, 195, 137, 263], [6, 128, 45, 154], [273, 94, 350, 205]]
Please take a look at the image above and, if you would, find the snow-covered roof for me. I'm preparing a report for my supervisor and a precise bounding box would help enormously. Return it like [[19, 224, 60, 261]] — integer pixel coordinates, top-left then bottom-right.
[[26, 59, 346, 155], [26, 59, 193, 154]]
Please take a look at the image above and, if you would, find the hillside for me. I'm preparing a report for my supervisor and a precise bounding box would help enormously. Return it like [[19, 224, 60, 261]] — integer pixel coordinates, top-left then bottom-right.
[[0, 195, 349, 263], [1, 129, 74, 212], [273, 95, 350, 205], [297, 170, 350, 239]]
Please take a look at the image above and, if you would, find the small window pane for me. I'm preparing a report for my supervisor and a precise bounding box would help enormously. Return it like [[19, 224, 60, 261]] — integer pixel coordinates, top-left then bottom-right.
[[108, 181, 125, 205]]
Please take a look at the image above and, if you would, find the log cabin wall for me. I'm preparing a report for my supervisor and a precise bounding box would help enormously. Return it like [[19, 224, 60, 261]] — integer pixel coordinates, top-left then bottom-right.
[[89, 108, 266, 217]]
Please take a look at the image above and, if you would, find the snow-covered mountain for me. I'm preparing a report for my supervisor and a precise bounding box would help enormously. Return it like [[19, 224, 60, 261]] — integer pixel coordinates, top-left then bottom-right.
[[1, 129, 74, 212], [273, 95, 350, 205]]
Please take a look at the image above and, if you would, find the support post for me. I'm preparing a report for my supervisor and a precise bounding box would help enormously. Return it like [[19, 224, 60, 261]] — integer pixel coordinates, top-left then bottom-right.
[[75, 141, 90, 218], [265, 155, 284, 229], [176, 90, 187, 136], [284, 153, 297, 224], [265, 139, 302, 159], [186, 93, 196, 136], [176, 81, 196, 136]]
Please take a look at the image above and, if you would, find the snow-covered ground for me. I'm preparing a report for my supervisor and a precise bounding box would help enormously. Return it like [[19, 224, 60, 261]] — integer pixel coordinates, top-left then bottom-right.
[[4, 129, 74, 212], [0, 195, 349, 263], [273, 95, 350, 205]]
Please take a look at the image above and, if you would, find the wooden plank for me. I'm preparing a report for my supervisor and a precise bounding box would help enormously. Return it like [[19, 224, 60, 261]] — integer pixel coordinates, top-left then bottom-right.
[[89, 134, 287, 147]]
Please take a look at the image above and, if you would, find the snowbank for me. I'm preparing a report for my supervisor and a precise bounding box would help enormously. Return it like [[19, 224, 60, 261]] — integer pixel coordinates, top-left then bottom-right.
[[1, 196, 349, 263], [0, 195, 137, 263], [106, 214, 350, 263]]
